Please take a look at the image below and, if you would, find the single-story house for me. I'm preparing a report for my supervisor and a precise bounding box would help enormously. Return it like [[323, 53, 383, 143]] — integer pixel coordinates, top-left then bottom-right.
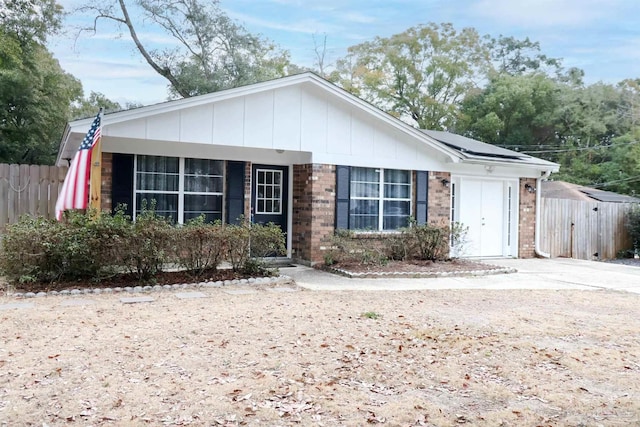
[[57, 72, 559, 264]]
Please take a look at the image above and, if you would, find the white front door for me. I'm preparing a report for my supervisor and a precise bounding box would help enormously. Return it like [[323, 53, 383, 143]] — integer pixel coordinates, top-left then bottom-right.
[[458, 179, 506, 257]]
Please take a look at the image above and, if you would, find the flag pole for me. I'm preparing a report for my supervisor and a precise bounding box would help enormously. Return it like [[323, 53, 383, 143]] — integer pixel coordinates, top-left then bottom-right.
[[89, 108, 104, 215]]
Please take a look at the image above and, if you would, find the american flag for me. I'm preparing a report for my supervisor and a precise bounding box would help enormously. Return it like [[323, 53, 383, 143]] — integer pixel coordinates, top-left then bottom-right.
[[55, 111, 102, 221]]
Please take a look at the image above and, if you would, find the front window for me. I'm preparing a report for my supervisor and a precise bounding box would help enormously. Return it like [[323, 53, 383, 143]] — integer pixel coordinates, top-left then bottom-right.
[[135, 155, 224, 223], [349, 167, 411, 230]]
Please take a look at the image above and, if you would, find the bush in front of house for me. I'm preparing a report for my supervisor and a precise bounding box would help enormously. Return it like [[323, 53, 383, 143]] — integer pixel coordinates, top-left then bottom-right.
[[324, 221, 468, 266], [121, 208, 174, 280], [0, 210, 132, 284], [0, 212, 286, 287], [172, 216, 226, 278], [323, 229, 389, 266], [223, 221, 285, 275]]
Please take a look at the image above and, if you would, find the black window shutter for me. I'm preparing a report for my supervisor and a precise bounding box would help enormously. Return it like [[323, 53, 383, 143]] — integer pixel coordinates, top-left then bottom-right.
[[111, 153, 134, 218], [415, 170, 428, 225], [335, 165, 350, 230], [226, 161, 245, 225]]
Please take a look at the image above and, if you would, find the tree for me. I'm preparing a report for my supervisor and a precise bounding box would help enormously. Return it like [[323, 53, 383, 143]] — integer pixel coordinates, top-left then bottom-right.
[[0, 0, 82, 164], [0, 0, 63, 45], [457, 72, 559, 148], [486, 35, 561, 76], [71, 91, 123, 119], [330, 23, 490, 130], [77, 0, 293, 98]]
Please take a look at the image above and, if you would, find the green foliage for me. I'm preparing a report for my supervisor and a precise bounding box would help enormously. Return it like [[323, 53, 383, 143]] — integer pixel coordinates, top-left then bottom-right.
[[122, 206, 173, 280], [71, 91, 123, 120], [387, 222, 452, 261], [486, 35, 562, 76], [0, 208, 286, 287], [0, 0, 82, 164], [331, 23, 489, 130], [222, 221, 286, 273], [249, 222, 286, 258], [0, 210, 130, 283], [459, 72, 559, 147], [172, 216, 226, 278], [78, 0, 292, 98], [625, 205, 640, 252], [324, 230, 388, 266], [325, 223, 466, 266]]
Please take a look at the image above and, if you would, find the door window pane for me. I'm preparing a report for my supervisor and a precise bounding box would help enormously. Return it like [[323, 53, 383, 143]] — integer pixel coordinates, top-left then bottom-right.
[[256, 169, 282, 214]]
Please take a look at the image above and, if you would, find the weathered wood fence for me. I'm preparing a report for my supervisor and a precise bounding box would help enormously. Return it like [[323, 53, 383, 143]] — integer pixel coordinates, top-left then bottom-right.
[[0, 163, 67, 230], [540, 197, 636, 260]]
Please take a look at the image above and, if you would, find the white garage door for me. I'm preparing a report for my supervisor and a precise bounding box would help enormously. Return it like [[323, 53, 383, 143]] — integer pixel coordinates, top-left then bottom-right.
[[458, 179, 506, 257]]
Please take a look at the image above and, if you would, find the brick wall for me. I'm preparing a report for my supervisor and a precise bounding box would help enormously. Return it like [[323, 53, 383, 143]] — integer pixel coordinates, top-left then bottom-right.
[[100, 152, 113, 212], [427, 171, 451, 226], [518, 177, 537, 258], [292, 164, 336, 265]]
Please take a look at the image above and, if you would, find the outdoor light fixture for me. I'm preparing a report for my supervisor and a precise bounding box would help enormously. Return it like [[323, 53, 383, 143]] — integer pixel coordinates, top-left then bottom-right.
[[524, 183, 536, 193], [441, 178, 450, 187]]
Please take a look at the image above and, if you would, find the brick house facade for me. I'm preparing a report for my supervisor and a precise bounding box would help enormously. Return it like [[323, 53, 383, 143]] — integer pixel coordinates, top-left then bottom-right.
[[61, 73, 558, 263]]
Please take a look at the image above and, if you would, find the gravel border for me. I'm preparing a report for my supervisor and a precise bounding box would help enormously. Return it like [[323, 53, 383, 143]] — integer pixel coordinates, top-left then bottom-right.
[[6, 275, 296, 299], [323, 264, 517, 279]]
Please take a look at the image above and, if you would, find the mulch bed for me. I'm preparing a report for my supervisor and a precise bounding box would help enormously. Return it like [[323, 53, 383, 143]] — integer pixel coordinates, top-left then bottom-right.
[[323, 258, 512, 278], [6, 268, 250, 294]]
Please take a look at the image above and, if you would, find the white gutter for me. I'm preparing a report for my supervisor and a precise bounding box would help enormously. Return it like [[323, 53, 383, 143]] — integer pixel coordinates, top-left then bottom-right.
[[535, 171, 552, 258]]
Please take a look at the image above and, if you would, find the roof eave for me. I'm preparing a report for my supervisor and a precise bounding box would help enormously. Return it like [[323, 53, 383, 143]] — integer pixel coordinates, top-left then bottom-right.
[[461, 156, 560, 172]]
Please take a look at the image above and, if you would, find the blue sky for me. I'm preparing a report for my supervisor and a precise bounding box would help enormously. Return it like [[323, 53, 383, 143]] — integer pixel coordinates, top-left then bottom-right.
[[50, 0, 640, 106]]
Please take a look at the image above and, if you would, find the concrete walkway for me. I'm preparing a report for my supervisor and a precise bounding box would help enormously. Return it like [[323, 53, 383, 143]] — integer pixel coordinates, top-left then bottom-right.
[[280, 258, 640, 293]]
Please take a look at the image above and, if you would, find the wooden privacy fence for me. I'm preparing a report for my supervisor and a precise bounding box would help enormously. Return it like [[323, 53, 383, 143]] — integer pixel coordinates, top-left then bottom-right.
[[0, 163, 68, 230], [540, 197, 636, 260]]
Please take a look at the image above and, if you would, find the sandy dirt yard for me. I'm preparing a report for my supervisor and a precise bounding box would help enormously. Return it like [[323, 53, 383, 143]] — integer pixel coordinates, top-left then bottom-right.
[[1, 285, 639, 426]]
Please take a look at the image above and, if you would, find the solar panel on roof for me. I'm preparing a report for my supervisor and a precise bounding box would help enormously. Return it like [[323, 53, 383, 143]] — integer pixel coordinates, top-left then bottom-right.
[[421, 130, 529, 160]]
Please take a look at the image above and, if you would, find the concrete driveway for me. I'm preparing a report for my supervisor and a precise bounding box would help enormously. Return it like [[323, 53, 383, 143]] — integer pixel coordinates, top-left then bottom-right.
[[281, 258, 640, 293]]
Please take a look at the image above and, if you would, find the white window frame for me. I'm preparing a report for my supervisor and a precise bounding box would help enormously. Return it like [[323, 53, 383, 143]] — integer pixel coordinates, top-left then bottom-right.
[[350, 167, 412, 231], [255, 168, 283, 215], [133, 155, 225, 224]]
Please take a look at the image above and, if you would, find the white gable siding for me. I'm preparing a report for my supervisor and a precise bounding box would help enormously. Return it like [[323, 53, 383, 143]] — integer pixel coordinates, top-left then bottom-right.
[[99, 81, 449, 170], [147, 111, 180, 141], [212, 97, 244, 146], [179, 104, 214, 143], [244, 90, 274, 149], [273, 86, 302, 150]]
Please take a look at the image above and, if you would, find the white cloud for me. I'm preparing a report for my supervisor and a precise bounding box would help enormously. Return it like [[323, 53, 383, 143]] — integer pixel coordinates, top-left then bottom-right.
[[471, 0, 623, 28], [229, 11, 341, 34], [341, 12, 377, 24]]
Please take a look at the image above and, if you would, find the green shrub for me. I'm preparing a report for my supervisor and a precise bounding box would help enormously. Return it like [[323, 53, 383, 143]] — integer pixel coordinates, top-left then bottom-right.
[[324, 230, 388, 266], [385, 221, 468, 262], [250, 222, 286, 258], [625, 205, 640, 253], [324, 222, 468, 266], [1, 216, 59, 283], [223, 222, 252, 272], [0, 209, 131, 284], [223, 221, 286, 273], [172, 216, 226, 278], [121, 207, 173, 280]]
